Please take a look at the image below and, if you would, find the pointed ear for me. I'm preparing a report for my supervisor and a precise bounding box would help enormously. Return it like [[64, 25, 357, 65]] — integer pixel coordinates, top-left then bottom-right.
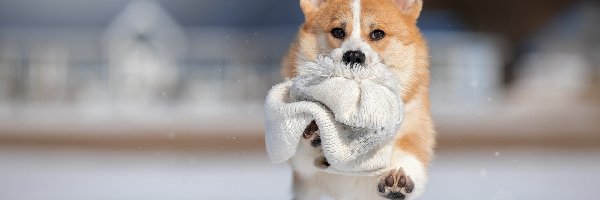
[[393, 0, 423, 20], [300, 0, 325, 19]]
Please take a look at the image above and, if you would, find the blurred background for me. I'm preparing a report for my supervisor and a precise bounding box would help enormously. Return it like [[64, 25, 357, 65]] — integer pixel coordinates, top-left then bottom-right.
[[0, 0, 599, 199]]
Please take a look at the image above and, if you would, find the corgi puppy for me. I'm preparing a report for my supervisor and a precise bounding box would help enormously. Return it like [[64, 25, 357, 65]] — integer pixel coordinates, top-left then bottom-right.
[[281, 0, 435, 199]]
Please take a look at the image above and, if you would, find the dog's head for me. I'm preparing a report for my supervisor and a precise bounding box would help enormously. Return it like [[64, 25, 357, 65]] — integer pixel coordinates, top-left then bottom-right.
[[287, 0, 429, 102]]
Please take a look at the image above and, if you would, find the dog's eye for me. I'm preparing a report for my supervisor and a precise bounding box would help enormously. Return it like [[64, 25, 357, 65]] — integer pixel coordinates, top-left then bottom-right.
[[331, 28, 346, 39], [370, 30, 385, 41]]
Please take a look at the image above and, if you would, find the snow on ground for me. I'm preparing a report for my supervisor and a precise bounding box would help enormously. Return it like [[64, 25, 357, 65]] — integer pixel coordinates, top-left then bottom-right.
[[0, 146, 598, 200]]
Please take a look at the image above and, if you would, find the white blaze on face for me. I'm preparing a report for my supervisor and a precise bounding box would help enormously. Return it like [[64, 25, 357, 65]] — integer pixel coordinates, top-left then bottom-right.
[[351, 0, 362, 41], [331, 0, 380, 66]]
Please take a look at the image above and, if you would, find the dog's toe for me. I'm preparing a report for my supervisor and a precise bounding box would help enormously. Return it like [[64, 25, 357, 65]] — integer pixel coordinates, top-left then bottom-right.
[[313, 156, 330, 169]]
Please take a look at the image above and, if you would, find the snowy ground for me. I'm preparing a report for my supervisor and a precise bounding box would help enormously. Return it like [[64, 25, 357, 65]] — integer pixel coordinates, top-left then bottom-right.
[[0, 146, 598, 200]]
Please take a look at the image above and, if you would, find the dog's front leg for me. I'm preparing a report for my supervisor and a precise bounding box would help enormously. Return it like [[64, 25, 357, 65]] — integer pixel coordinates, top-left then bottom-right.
[[291, 120, 324, 200]]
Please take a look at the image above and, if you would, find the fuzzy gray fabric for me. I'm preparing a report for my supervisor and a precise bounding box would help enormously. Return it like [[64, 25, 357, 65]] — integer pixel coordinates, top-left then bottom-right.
[[264, 57, 404, 175]]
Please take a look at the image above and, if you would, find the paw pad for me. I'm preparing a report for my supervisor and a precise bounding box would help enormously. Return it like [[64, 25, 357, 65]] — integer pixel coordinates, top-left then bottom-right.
[[377, 168, 415, 200], [313, 156, 330, 169]]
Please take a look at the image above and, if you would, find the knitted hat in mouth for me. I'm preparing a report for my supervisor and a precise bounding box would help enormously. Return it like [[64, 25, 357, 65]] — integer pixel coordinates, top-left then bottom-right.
[[265, 57, 404, 175]]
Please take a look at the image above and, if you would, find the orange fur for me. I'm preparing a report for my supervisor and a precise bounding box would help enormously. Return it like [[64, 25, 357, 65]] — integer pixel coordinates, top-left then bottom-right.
[[284, 0, 435, 198], [284, 0, 434, 166]]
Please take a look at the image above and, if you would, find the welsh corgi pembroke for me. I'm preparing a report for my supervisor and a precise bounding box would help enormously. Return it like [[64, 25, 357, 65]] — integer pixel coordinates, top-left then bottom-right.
[[281, 0, 435, 199]]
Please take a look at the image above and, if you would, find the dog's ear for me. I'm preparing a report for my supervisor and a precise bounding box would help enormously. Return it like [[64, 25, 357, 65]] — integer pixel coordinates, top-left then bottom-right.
[[392, 0, 423, 20], [300, 0, 325, 19]]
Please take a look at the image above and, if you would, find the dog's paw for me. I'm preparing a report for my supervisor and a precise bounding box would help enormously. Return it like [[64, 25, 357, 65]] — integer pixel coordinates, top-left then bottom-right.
[[313, 156, 330, 169], [377, 168, 415, 200], [303, 120, 321, 147], [303, 121, 329, 169]]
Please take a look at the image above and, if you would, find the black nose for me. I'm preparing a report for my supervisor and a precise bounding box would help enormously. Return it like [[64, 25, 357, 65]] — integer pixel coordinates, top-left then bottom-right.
[[342, 50, 366, 67]]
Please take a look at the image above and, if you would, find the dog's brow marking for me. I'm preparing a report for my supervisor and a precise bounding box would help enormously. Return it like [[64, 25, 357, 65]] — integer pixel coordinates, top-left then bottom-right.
[[351, 0, 361, 40]]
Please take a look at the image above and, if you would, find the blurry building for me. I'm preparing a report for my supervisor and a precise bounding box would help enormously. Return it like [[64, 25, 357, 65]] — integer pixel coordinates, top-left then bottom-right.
[[106, 0, 184, 110], [511, 1, 600, 104], [0, 0, 291, 120], [427, 31, 505, 106]]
